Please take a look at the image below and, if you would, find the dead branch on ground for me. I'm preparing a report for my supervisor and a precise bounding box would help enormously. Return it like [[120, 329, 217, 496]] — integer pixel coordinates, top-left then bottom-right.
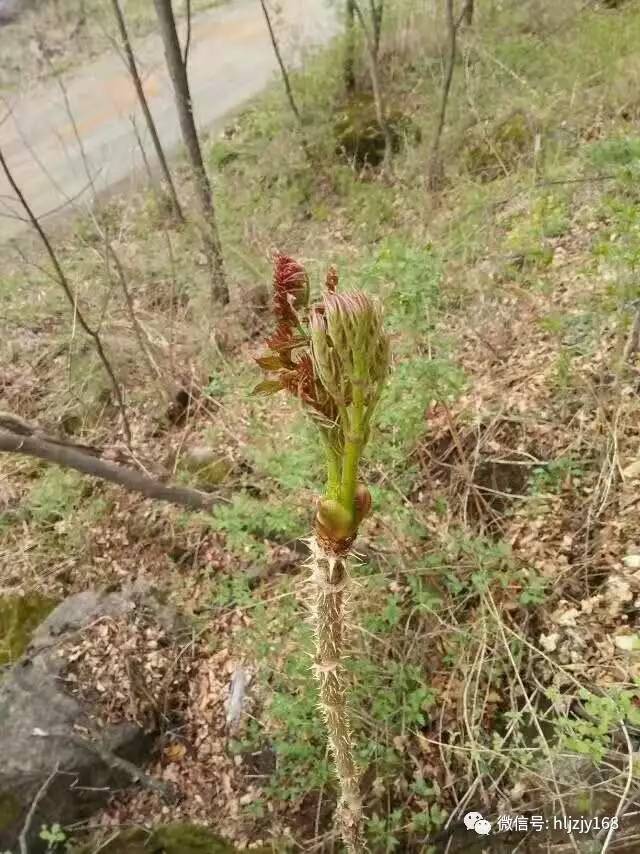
[[0, 411, 220, 512], [19, 763, 61, 854]]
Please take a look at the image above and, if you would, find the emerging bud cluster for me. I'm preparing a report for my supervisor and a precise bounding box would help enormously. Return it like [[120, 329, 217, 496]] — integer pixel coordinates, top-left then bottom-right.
[[310, 291, 389, 438], [254, 253, 337, 424], [255, 252, 390, 550]]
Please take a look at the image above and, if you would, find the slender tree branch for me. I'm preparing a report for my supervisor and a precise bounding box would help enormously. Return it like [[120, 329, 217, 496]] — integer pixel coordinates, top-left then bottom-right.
[[259, 0, 302, 124], [428, 0, 471, 190], [0, 147, 132, 446], [111, 0, 185, 223], [622, 303, 640, 364], [131, 114, 154, 182], [153, 0, 229, 304], [344, 0, 357, 94], [19, 763, 60, 854], [368, 0, 384, 57], [44, 52, 98, 201], [35, 729, 176, 802], [0, 412, 220, 511], [183, 0, 193, 67], [106, 239, 165, 385], [352, 0, 393, 170]]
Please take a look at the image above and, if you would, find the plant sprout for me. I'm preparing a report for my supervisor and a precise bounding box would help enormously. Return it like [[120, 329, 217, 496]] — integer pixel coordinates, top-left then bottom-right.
[[255, 254, 390, 852]]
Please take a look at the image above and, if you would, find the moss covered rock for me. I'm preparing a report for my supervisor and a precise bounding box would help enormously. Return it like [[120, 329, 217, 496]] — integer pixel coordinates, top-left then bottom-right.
[[334, 94, 419, 168], [72, 823, 272, 853], [0, 593, 58, 667], [464, 109, 538, 181], [180, 444, 234, 490], [0, 589, 157, 853]]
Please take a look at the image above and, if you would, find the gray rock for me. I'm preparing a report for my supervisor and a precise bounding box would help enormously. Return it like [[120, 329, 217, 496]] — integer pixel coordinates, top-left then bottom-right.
[[0, 587, 162, 854]]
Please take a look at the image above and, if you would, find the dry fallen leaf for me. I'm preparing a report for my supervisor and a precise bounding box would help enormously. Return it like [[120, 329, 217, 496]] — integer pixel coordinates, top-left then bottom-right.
[[163, 742, 187, 762]]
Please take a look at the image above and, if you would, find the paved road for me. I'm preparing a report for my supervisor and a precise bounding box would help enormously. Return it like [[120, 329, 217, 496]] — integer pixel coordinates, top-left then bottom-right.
[[0, 0, 337, 243]]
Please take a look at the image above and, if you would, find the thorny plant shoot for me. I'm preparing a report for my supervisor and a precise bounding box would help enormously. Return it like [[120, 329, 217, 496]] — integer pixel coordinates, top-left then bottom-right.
[[255, 253, 390, 853]]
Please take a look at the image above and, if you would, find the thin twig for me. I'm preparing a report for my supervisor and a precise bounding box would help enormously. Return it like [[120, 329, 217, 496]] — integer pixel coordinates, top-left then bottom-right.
[[599, 721, 634, 853], [19, 763, 61, 854], [428, 0, 472, 190], [44, 52, 97, 201], [0, 147, 132, 446], [622, 302, 640, 364], [183, 0, 193, 67], [368, 0, 384, 57], [258, 0, 302, 125], [111, 0, 185, 222], [106, 239, 165, 385], [35, 730, 176, 803], [352, 0, 393, 171], [536, 173, 617, 187]]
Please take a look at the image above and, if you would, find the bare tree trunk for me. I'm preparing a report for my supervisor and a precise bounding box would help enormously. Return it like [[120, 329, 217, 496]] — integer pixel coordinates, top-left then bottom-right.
[[464, 0, 474, 26], [111, 0, 184, 223], [0, 412, 220, 511], [352, 0, 393, 171], [0, 146, 132, 446], [153, 0, 229, 304], [345, 0, 357, 94], [259, 0, 302, 124], [427, 0, 470, 190]]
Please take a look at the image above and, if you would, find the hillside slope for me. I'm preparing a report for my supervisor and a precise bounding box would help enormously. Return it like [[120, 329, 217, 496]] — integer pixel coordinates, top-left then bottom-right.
[[2, 1, 640, 851]]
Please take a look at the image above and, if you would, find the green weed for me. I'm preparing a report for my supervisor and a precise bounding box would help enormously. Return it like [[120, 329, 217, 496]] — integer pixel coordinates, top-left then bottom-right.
[[528, 456, 584, 496], [211, 493, 305, 560], [25, 469, 87, 526], [554, 688, 640, 763]]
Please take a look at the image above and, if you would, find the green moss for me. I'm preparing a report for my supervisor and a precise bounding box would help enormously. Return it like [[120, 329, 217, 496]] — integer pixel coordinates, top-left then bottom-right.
[[334, 95, 419, 168], [0, 790, 21, 833], [71, 823, 273, 853], [210, 139, 241, 170], [465, 109, 537, 181], [0, 594, 58, 667], [179, 452, 234, 490]]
